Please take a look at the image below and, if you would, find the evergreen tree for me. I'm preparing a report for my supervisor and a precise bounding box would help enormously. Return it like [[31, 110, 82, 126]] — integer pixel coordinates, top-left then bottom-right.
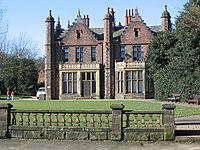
[[1, 56, 38, 95], [147, 0, 200, 101]]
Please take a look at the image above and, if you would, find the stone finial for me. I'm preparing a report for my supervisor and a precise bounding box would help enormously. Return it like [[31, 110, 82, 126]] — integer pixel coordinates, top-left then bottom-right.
[[165, 5, 167, 11], [67, 19, 70, 28], [134, 7, 139, 16], [78, 9, 81, 17], [46, 10, 54, 22], [56, 16, 61, 29]]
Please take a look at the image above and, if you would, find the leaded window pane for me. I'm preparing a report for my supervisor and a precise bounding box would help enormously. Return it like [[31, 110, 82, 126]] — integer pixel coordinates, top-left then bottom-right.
[[92, 81, 96, 93], [91, 47, 96, 61], [127, 81, 131, 93], [127, 72, 131, 80], [138, 71, 143, 79], [68, 73, 72, 80], [139, 81, 143, 93], [63, 82, 67, 93], [73, 81, 77, 93], [68, 82, 72, 93], [132, 71, 136, 79], [133, 81, 137, 93], [64, 48, 69, 62], [73, 73, 77, 80], [92, 72, 96, 80], [120, 46, 125, 60]]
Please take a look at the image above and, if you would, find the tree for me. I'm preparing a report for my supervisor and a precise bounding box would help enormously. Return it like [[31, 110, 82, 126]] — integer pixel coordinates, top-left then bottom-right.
[[1, 56, 38, 95], [147, 0, 200, 101], [181, 0, 200, 30], [146, 31, 177, 100]]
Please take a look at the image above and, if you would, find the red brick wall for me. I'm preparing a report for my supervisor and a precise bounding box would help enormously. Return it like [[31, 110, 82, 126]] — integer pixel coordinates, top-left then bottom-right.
[[62, 23, 103, 64]]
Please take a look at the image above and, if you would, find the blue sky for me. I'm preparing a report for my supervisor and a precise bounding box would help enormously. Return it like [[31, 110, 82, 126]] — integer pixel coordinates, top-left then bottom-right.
[[1, 0, 188, 57]]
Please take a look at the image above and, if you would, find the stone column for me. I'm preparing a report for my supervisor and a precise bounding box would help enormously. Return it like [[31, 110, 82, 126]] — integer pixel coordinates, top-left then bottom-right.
[[162, 104, 176, 141], [0, 104, 13, 138], [110, 104, 125, 141]]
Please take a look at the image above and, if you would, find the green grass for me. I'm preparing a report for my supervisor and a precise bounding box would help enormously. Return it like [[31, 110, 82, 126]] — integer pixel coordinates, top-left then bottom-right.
[[0, 99, 200, 118]]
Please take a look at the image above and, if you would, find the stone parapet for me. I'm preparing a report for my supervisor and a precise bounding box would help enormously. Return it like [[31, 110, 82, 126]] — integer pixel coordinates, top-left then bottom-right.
[[59, 63, 100, 70], [115, 61, 146, 70], [0, 104, 13, 138]]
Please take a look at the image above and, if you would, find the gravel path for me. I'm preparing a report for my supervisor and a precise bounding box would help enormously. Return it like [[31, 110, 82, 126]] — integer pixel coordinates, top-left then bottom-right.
[[1, 139, 200, 150]]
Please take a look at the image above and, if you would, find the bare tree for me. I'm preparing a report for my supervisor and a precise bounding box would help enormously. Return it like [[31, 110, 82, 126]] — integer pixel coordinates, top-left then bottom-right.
[[9, 34, 40, 59], [182, 1, 200, 30]]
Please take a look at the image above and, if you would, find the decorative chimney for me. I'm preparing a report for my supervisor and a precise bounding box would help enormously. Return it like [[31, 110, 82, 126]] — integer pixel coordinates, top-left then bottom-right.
[[83, 15, 90, 27]]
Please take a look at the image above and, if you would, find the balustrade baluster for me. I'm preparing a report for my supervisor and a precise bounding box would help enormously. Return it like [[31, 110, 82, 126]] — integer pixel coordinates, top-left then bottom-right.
[[19, 113, 23, 125], [75, 114, 80, 126], [61, 113, 66, 126], [149, 114, 153, 128], [90, 114, 94, 127], [141, 114, 145, 128], [33, 113, 37, 126], [133, 114, 138, 128], [47, 113, 52, 126], [82, 114, 87, 127], [68, 114, 73, 126], [54, 113, 59, 126], [126, 114, 130, 128], [26, 113, 30, 126], [40, 113, 45, 126], [97, 114, 102, 127], [156, 114, 161, 128], [105, 114, 109, 127], [12, 113, 17, 125]]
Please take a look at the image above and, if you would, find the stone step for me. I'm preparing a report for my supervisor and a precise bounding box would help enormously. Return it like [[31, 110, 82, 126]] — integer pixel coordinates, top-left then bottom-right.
[[175, 129, 200, 136], [175, 135, 200, 142], [176, 125, 200, 130]]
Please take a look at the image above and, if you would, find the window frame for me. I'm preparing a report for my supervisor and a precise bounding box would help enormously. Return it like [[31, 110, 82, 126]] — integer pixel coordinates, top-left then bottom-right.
[[91, 47, 96, 62], [120, 46, 125, 60], [62, 72, 77, 94], [76, 47, 84, 62], [133, 45, 142, 61], [64, 47, 69, 63], [126, 70, 143, 94]]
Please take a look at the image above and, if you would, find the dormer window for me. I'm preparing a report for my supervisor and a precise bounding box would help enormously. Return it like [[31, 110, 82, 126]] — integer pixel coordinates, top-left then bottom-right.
[[134, 28, 140, 37], [76, 30, 82, 39]]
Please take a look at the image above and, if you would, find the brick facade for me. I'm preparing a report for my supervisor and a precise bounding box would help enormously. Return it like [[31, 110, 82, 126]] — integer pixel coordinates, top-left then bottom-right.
[[45, 6, 171, 100]]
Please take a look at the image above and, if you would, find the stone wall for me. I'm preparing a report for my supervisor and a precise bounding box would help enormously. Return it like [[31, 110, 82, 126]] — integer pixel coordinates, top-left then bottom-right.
[[0, 104, 176, 141]]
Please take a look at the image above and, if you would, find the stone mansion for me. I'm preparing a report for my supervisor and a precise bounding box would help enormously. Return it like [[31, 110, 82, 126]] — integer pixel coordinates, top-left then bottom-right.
[[45, 6, 171, 100]]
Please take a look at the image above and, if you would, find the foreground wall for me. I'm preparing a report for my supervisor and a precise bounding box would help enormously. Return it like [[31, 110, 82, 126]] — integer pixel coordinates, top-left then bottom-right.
[[0, 103, 176, 141]]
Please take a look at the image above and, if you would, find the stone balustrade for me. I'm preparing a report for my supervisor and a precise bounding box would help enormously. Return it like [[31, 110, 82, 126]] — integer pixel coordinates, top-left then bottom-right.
[[0, 104, 176, 141], [59, 63, 101, 70], [11, 110, 112, 128], [124, 110, 164, 128], [115, 61, 146, 70]]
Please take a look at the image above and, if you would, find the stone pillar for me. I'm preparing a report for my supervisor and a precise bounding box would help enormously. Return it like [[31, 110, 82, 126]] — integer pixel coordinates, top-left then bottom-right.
[[162, 104, 176, 141], [0, 104, 13, 138], [110, 104, 124, 141]]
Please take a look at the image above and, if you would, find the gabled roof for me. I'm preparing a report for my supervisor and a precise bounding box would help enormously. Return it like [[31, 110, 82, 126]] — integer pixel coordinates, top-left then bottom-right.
[[149, 25, 162, 33]]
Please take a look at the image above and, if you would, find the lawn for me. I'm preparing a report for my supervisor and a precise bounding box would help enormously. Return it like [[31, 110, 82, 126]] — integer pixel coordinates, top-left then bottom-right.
[[0, 99, 200, 118]]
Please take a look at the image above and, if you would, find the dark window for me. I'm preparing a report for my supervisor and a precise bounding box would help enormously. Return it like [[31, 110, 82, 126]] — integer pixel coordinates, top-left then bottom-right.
[[120, 46, 125, 60], [126, 71, 143, 94], [76, 47, 84, 62], [134, 28, 140, 37], [64, 48, 69, 62], [117, 72, 124, 93], [81, 72, 97, 94], [133, 46, 142, 61], [91, 47, 96, 61], [92, 72, 96, 93], [62, 72, 77, 94], [76, 30, 82, 39]]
